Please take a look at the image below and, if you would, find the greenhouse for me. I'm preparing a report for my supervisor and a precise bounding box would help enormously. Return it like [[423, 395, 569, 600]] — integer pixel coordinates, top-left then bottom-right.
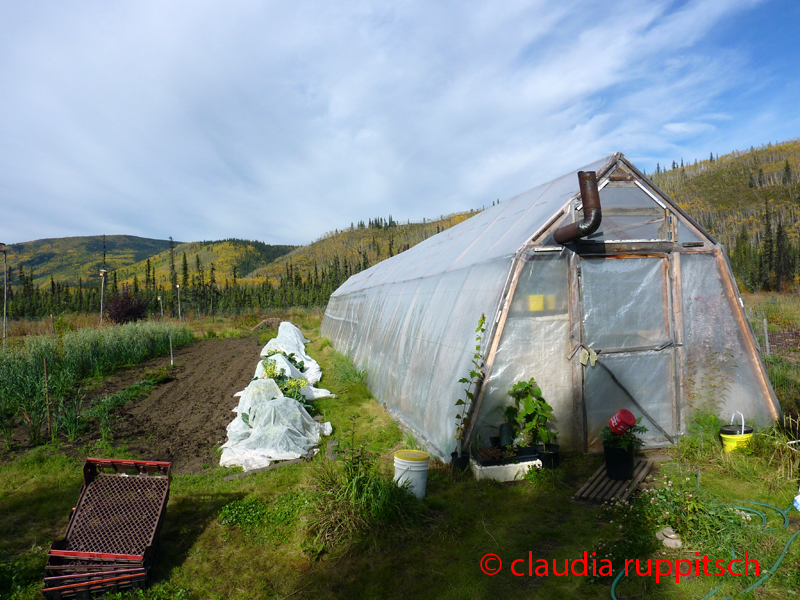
[[320, 153, 781, 459]]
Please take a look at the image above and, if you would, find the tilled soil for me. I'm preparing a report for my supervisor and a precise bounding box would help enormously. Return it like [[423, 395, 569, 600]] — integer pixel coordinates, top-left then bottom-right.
[[107, 336, 264, 474]]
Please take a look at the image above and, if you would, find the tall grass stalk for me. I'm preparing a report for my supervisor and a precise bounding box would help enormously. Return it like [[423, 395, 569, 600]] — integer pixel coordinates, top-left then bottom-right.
[[330, 350, 367, 390], [0, 321, 192, 445]]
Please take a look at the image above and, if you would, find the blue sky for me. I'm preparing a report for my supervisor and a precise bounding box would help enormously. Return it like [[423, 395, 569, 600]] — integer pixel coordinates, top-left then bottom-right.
[[1, 0, 798, 247]]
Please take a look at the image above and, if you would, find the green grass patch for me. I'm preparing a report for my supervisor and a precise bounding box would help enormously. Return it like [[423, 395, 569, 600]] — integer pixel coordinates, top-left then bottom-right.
[[3, 316, 800, 600]]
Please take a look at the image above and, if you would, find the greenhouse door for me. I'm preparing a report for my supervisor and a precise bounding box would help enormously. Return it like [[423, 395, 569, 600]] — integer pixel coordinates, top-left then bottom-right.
[[578, 255, 677, 450]]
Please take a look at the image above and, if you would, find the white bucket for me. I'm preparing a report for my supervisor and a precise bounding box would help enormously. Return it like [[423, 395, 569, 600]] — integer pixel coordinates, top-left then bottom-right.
[[393, 450, 430, 499]]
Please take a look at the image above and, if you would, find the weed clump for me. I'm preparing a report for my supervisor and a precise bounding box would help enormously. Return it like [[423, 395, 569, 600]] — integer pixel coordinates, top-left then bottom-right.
[[330, 351, 369, 398], [306, 417, 423, 552]]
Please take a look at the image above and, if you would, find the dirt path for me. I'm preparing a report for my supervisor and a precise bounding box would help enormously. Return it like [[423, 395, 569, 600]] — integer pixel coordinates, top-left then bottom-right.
[[100, 336, 264, 474]]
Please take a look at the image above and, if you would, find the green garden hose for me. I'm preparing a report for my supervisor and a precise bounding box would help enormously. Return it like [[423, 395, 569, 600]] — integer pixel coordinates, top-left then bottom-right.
[[610, 500, 798, 600]]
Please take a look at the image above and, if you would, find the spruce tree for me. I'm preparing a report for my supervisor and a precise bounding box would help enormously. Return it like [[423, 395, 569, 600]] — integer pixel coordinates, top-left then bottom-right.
[[181, 252, 189, 288], [775, 219, 790, 290], [169, 237, 177, 288], [759, 199, 774, 290]]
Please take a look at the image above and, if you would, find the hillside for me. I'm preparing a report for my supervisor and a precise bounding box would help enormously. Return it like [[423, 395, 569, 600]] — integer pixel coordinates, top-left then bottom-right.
[[249, 213, 478, 286], [5, 235, 176, 288], [113, 239, 296, 289], [650, 139, 800, 291], [8, 137, 800, 307], [650, 139, 800, 248]]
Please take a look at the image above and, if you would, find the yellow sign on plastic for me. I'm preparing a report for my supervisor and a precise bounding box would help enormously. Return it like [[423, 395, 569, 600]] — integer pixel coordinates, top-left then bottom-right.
[[528, 295, 544, 311]]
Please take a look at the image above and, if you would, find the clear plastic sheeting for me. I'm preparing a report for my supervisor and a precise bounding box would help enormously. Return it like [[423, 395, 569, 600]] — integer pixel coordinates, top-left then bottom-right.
[[477, 254, 575, 448], [321, 153, 780, 457], [331, 156, 615, 296], [220, 323, 333, 471], [680, 253, 780, 426], [584, 351, 675, 450], [324, 259, 511, 457], [581, 257, 670, 350]]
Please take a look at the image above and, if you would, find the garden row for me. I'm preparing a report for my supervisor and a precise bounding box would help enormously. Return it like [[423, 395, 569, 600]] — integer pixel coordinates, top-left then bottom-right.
[[0, 321, 194, 448]]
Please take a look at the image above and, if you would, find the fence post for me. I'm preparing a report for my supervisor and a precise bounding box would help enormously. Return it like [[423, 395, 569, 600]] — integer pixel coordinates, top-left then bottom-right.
[[763, 318, 770, 356]]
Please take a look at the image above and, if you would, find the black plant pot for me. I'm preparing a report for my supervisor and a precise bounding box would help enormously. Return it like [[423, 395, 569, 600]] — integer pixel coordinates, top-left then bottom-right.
[[535, 443, 561, 469], [603, 443, 635, 481], [499, 423, 514, 448], [516, 443, 539, 458], [451, 451, 470, 472]]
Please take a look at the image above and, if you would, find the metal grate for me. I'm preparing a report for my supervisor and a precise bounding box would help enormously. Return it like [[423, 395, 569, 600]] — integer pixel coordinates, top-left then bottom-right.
[[65, 475, 168, 556]]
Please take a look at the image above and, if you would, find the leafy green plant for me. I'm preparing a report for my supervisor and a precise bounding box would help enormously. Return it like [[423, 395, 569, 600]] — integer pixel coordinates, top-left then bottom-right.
[[597, 475, 756, 576], [58, 393, 85, 443], [264, 349, 305, 372], [455, 313, 486, 457], [504, 377, 555, 447], [259, 359, 310, 407], [219, 498, 268, 529], [600, 418, 648, 450], [330, 350, 367, 390]]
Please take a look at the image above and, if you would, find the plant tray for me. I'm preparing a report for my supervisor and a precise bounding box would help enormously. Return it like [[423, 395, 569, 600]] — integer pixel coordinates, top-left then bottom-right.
[[469, 457, 542, 482], [43, 458, 171, 598]]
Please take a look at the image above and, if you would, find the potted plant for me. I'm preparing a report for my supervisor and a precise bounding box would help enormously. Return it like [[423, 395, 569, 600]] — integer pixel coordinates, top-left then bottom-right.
[[600, 417, 647, 480], [452, 314, 486, 472], [505, 377, 560, 467]]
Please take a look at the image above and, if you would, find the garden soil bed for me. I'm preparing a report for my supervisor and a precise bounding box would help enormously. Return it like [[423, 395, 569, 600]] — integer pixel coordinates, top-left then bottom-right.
[[4, 336, 266, 475]]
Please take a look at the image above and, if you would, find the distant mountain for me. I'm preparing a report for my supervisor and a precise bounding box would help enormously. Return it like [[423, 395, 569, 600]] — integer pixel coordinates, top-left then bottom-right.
[[113, 239, 296, 289], [5, 235, 297, 290], [5, 235, 176, 288]]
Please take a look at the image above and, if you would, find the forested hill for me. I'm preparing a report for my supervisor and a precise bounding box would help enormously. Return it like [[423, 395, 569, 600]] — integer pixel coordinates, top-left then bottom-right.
[[650, 139, 800, 291], [249, 212, 478, 286], [113, 239, 296, 289], [3, 214, 476, 318], [6, 235, 176, 288]]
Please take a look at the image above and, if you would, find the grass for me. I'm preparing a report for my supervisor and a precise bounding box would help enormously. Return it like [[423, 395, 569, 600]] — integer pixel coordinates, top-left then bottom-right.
[[1, 313, 800, 600], [743, 292, 800, 415]]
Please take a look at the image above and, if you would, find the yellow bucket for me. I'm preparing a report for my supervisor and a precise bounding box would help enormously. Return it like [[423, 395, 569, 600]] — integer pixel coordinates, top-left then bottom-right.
[[720, 432, 753, 453]]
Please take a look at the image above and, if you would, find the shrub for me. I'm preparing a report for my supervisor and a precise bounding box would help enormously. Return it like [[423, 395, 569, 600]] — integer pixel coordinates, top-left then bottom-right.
[[106, 290, 148, 324]]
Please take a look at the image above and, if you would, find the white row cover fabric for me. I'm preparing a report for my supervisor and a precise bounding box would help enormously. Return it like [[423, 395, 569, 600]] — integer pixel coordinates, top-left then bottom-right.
[[261, 322, 323, 385], [254, 352, 335, 400], [220, 323, 333, 471]]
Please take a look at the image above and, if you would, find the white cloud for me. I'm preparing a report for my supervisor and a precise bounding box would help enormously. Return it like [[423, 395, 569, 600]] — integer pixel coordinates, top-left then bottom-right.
[[0, 0, 794, 246]]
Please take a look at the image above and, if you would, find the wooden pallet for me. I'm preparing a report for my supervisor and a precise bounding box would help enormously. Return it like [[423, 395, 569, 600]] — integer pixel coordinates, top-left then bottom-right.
[[573, 458, 653, 503]]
